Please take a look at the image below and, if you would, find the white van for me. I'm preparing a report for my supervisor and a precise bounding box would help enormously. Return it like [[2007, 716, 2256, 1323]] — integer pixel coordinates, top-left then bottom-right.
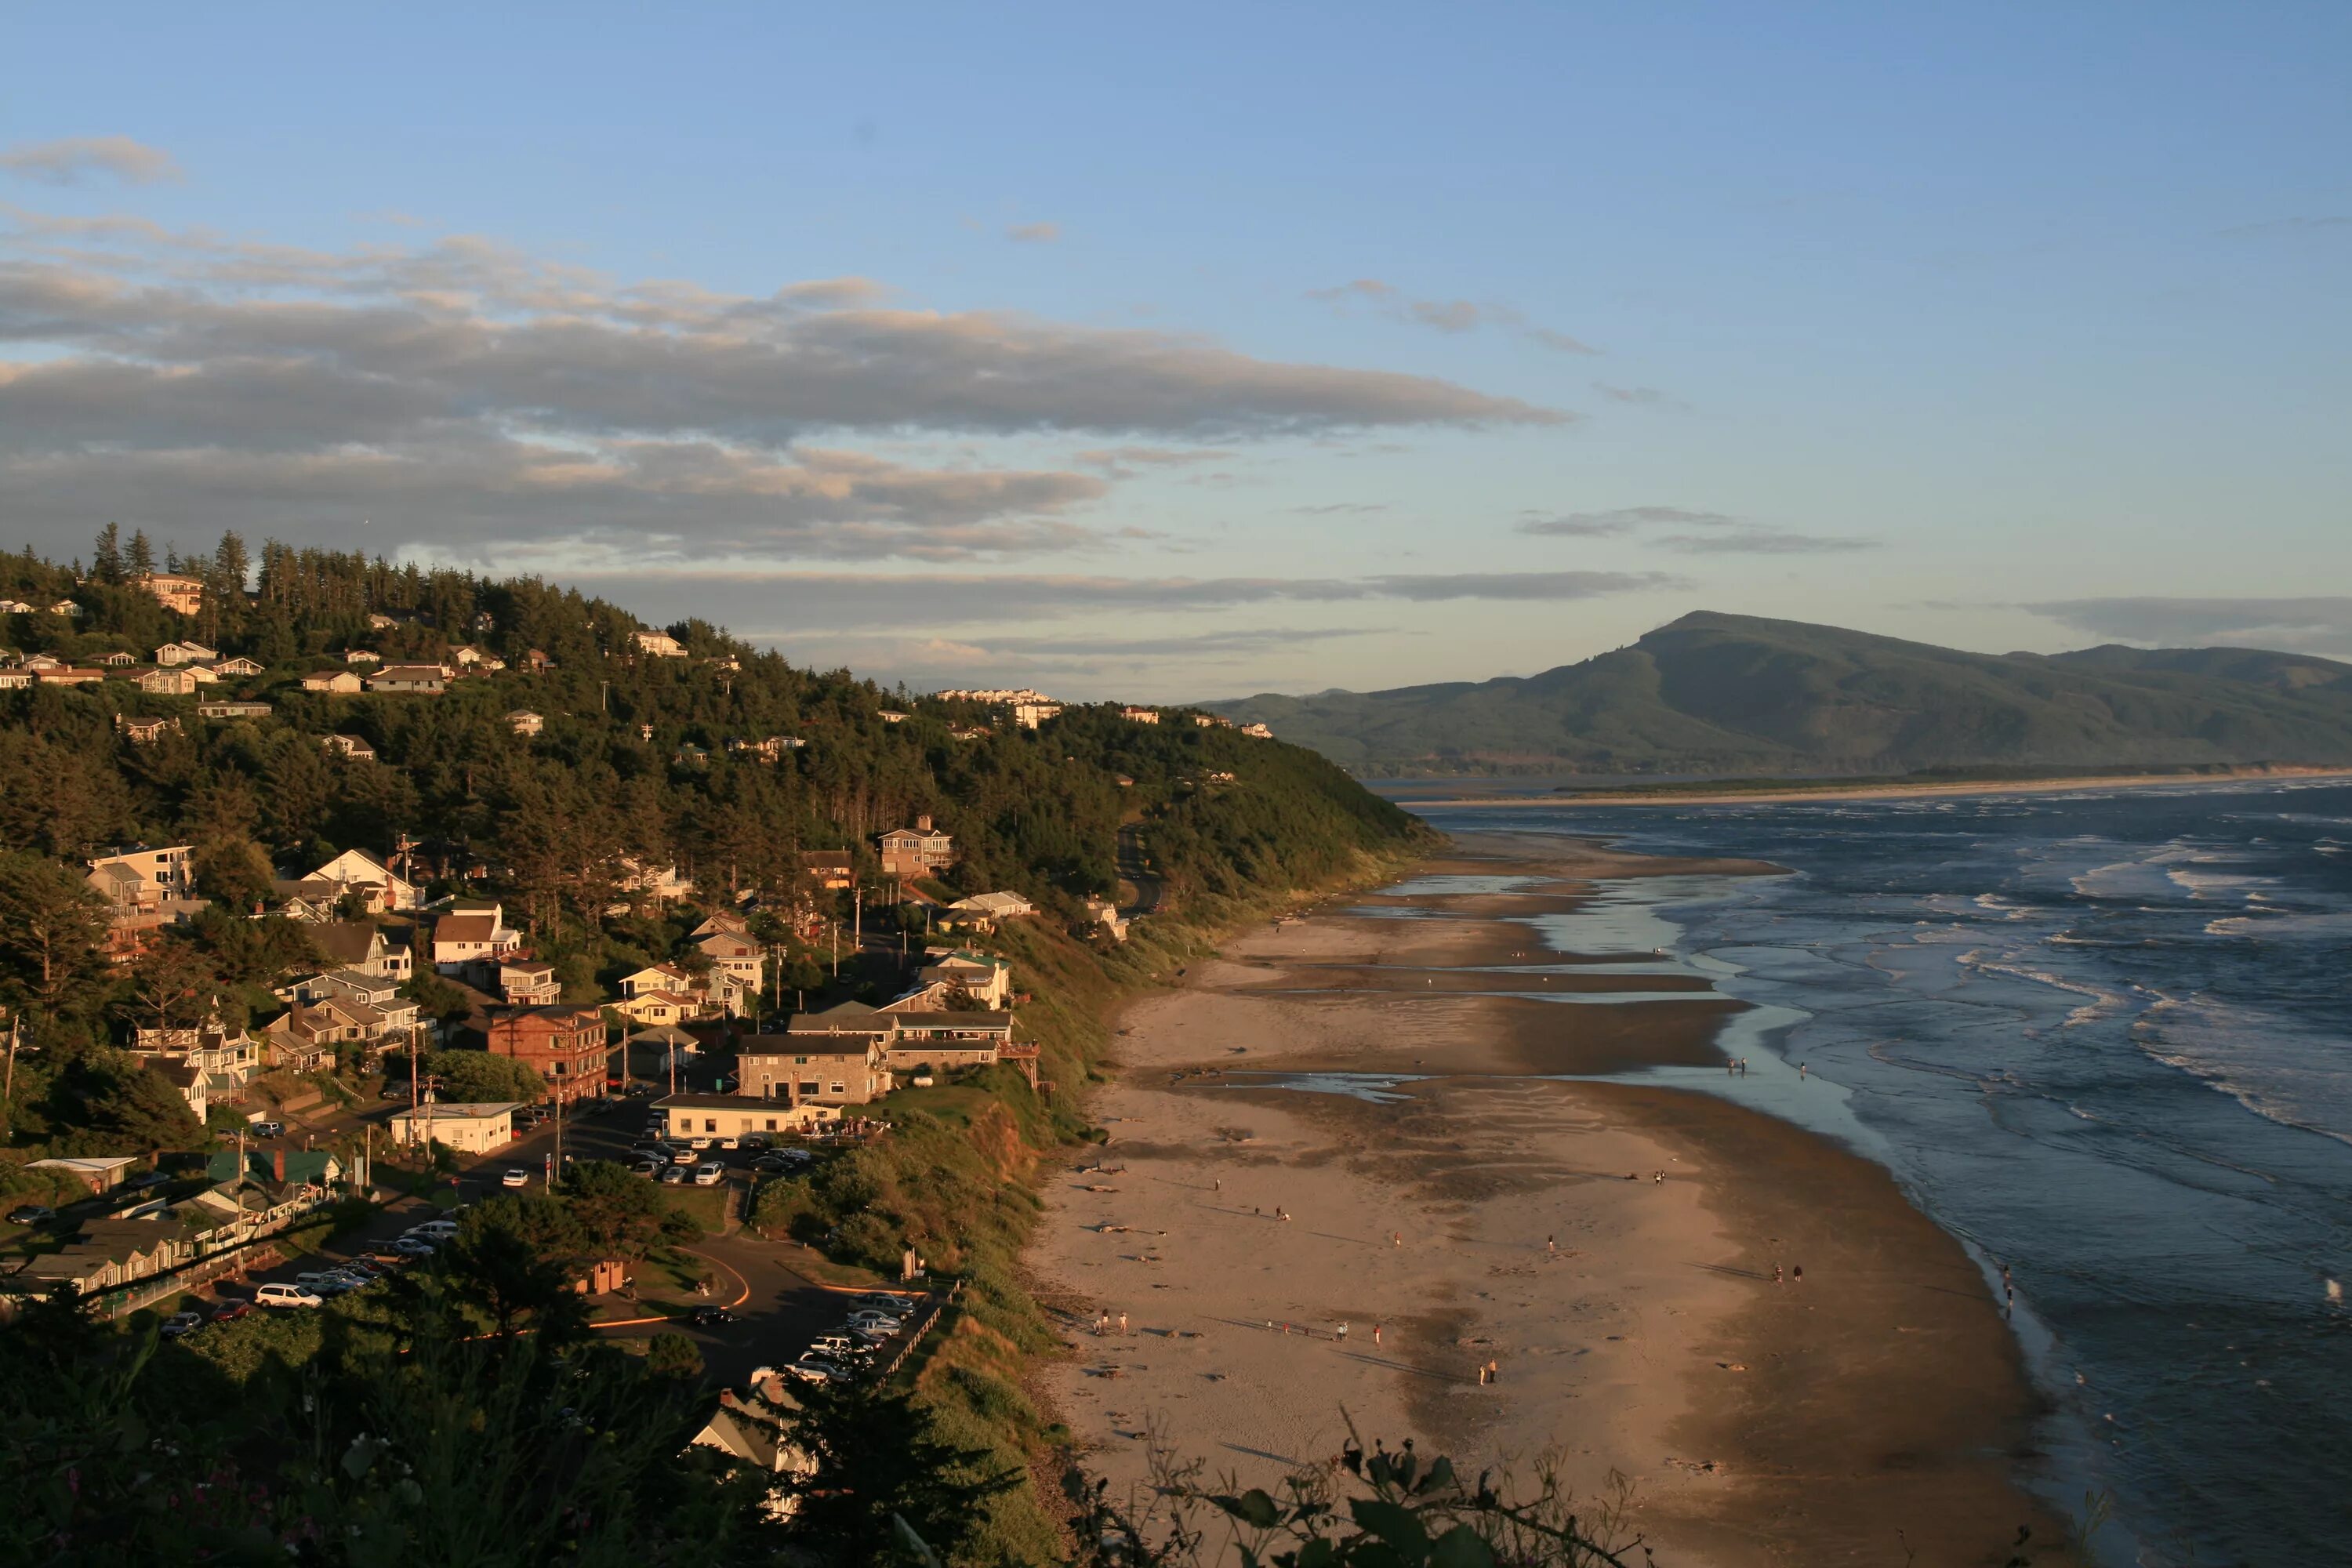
[[256, 1283, 323, 1309]]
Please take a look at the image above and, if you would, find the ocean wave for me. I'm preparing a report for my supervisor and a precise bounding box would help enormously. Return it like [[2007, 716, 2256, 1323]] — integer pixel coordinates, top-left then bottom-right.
[[2202, 910, 2352, 941], [1955, 947, 2136, 1026], [2133, 996, 2352, 1146]]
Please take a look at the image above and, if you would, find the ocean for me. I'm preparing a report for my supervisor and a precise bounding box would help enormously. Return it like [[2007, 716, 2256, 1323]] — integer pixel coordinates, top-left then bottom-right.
[[1400, 779, 2352, 1568]]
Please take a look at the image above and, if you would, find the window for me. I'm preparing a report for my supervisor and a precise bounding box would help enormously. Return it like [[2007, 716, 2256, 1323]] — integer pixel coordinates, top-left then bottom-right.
[[830, 1081, 846, 1096], [704, 1118, 718, 1132], [764, 1119, 778, 1131], [797, 1080, 818, 1097]]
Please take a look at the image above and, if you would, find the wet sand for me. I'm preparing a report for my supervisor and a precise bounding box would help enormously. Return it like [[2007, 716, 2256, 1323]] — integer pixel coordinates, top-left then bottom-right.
[[1399, 764, 2352, 810], [1029, 836, 2069, 1566]]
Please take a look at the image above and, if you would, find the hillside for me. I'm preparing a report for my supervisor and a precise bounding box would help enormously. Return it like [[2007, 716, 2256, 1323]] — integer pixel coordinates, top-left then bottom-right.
[[1203, 612, 2352, 776]]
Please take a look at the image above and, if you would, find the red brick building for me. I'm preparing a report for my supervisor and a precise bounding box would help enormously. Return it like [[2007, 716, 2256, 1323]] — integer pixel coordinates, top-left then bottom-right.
[[485, 1006, 610, 1103]]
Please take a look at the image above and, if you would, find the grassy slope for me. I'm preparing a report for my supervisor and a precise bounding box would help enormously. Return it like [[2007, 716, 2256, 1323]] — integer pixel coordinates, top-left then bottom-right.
[[1203, 612, 2352, 776]]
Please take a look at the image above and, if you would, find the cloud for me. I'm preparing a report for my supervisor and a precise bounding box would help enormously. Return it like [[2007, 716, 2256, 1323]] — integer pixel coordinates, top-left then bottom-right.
[[1657, 528, 1876, 555], [1515, 504, 1872, 554], [1593, 383, 1672, 405], [1308, 279, 1596, 354], [2215, 216, 2352, 239], [557, 566, 1686, 635], [0, 210, 1562, 561], [1519, 506, 1733, 537], [2024, 597, 2352, 655], [1290, 502, 1386, 515], [1006, 221, 1061, 243], [0, 136, 182, 187]]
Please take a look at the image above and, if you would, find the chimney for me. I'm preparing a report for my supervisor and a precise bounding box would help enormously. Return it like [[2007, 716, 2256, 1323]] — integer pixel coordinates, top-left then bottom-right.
[[916, 813, 933, 832], [272, 1148, 286, 1182]]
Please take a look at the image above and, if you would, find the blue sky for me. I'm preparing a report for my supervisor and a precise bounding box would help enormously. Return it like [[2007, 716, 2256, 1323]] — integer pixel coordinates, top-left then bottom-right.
[[2, 3, 2347, 697]]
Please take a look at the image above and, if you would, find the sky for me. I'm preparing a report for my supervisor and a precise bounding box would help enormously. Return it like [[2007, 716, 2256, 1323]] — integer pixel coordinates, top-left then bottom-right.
[[2, 3, 2347, 699]]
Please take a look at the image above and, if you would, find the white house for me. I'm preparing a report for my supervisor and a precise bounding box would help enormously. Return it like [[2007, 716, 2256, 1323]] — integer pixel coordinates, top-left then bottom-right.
[[633, 630, 688, 658], [389, 1101, 522, 1154], [310, 848, 419, 910]]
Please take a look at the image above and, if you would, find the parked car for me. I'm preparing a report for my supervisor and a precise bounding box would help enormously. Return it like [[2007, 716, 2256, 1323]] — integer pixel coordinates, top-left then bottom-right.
[[739, 1133, 771, 1150], [670, 1148, 698, 1165], [391, 1236, 437, 1257], [691, 1162, 724, 1186], [380, 1085, 412, 1100], [750, 1153, 796, 1173], [255, 1283, 323, 1309], [408, 1218, 459, 1236], [711, 1135, 739, 1150], [809, 1334, 856, 1359], [631, 1159, 662, 1178], [853, 1291, 909, 1312], [846, 1309, 903, 1332], [500, 1169, 531, 1189], [296, 1271, 354, 1296], [212, 1299, 253, 1323], [159, 1310, 205, 1339], [789, 1354, 849, 1382], [686, 1135, 716, 1150], [659, 1166, 688, 1185], [252, 1121, 286, 1138], [6, 1204, 54, 1225], [688, 1305, 735, 1327], [845, 1323, 895, 1345]]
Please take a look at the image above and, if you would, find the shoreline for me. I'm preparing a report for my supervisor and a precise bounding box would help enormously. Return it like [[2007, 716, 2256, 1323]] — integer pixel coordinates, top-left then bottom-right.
[[1029, 834, 2068, 1565], [1391, 764, 2352, 810]]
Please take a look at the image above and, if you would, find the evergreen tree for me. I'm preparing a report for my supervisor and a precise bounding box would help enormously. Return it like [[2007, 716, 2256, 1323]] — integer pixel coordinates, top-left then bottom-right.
[[92, 524, 125, 584]]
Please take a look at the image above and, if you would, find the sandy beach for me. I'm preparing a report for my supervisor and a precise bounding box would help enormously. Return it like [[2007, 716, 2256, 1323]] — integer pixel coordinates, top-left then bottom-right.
[[1390, 764, 2352, 811], [1029, 836, 2070, 1566]]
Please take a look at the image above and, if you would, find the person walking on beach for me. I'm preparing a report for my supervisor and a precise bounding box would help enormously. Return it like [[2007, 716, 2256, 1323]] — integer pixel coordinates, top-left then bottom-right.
[[1486, 1359, 1500, 1386], [1374, 1323, 1382, 1346], [1118, 1312, 1129, 1335], [1335, 1321, 1349, 1342], [1791, 1265, 1803, 1286], [1798, 1062, 1808, 1080], [1392, 1231, 1402, 1247], [1653, 1170, 1664, 1185], [1547, 1235, 1555, 1257], [1772, 1263, 1784, 1285]]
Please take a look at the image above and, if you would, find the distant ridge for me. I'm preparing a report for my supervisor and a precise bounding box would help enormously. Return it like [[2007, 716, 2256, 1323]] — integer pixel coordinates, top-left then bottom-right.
[[1202, 612, 2352, 777]]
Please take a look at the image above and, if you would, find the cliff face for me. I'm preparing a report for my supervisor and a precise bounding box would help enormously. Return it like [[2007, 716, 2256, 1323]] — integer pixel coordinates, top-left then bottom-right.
[[1204, 612, 2352, 775]]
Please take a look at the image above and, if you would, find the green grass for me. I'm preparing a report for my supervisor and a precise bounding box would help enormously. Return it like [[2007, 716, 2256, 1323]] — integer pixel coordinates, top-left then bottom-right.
[[657, 1183, 728, 1234]]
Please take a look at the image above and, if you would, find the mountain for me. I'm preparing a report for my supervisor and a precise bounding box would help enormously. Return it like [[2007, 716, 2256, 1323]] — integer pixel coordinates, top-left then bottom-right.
[[1203, 612, 2352, 776]]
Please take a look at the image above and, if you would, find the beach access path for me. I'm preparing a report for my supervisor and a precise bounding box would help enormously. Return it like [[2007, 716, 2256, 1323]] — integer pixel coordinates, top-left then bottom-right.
[[1026, 835, 2068, 1567]]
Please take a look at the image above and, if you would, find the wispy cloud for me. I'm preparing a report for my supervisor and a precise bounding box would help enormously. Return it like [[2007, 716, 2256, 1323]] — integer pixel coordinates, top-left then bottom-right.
[[2025, 596, 2352, 655], [1308, 278, 1598, 354], [1516, 504, 1872, 554], [1519, 506, 1731, 538], [0, 136, 182, 187], [1593, 382, 1679, 406], [1291, 502, 1386, 515], [1006, 220, 1062, 243]]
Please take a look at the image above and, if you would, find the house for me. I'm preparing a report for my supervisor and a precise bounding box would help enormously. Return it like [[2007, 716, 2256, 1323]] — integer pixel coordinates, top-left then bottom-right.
[[506, 710, 544, 736], [877, 710, 909, 724], [485, 1007, 611, 1104], [691, 1392, 815, 1512], [34, 666, 103, 685], [949, 891, 1036, 920], [308, 922, 413, 979], [303, 670, 364, 694], [448, 644, 489, 667], [311, 848, 419, 911], [0, 598, 31, 614], [134, 572, 205, 615], [736, 1031, 894, 1106], [137, 667, 200, 695], [187, 663, 222, 684], [298, 970, 423, 1044], [1240, 722, 1274, 739], [263, 998, 387, 1067], [0, 670, 28, 690], [368, 665, 447, 694], [617, 859, 694, 902], [691, 910, 755, 942], [431, 909, 520, 972], [654, 1094, 840, 1142], [116, 716, 181, 745], [1085, 895, 1131, 942], [468, 957, 550, 1007], [620, 962, 699, 1000], [874, 1010, 1015, 1074], [727, 735, 804, 761], [22, 653, 65, 672], [344, 648, 380, 663], [154, 641, 219, 666], [95, 650, 136, 667], [27, 1155, 141, 1196], [47, 599, 81, 617], [1120, 706, 1160, 724], [87, 844, 195, 903], [150, 1059, 207, 1121], [673, 742, 710, 766], [208, 655, 266, 677], [366, 612, 400, 630], [521, 648, 552, 673], [695, 928, 764, 987], [800, 851, 853, 890], [917, 950, 1013, 1008], [611, 989, 699, 1029], [130, 1020, 262, 1092], [877, 815, 954, 878], [321, 732, 376, 760], [633, 630, 688, 658], [198, 701, 271, 719], [389, 1101, 521, 1153]]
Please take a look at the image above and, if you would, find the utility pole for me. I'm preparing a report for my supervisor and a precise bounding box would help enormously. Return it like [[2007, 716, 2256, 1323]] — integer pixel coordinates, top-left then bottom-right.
[[1, 1011, 17, 1142]]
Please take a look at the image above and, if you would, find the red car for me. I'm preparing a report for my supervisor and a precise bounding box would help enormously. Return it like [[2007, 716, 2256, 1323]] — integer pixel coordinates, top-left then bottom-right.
[[211, 1300, 253, 1323]]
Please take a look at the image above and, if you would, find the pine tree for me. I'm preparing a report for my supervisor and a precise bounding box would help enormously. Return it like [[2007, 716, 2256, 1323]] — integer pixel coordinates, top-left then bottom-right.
[[92, 524, 124, 584], [126, 529, 156, 579]]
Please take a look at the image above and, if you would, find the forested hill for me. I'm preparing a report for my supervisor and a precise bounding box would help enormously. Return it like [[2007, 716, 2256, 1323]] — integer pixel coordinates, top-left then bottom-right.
[[0, 532, 1425, 1031], [1203, 611, 2352, 777]]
